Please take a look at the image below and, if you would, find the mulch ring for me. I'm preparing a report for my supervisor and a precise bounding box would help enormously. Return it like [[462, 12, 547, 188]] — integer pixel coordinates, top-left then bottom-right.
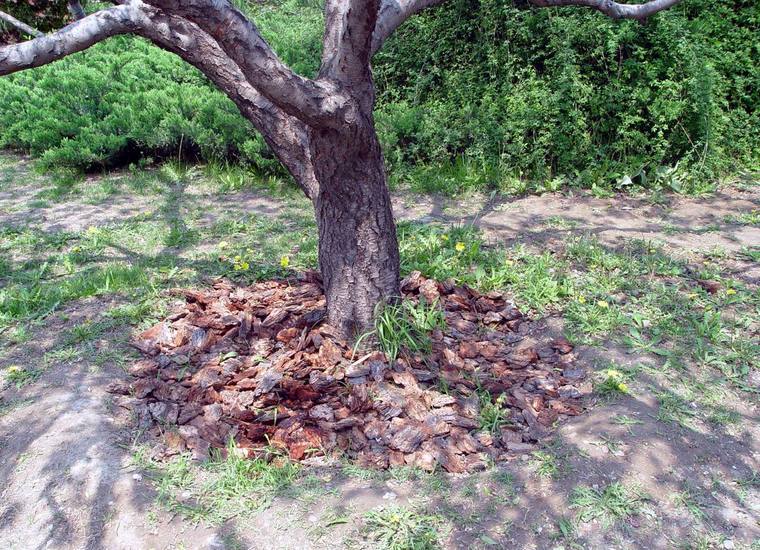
[[108, 271, 591, 473]]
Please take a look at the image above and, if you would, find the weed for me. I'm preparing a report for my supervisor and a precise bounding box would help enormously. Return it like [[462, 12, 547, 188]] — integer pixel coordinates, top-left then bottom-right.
[[477, 390, 511, 434], [530, 450, 561, 479], [654, 388, 698, 427], [595, 368, 632, 399], [363, 505, 444, 550], [671, 486, 706, 521], [570, 482, 646, 527], [360, 297, 445, 363], [134, 440, 299, 524], [3, 365, 41, 388]]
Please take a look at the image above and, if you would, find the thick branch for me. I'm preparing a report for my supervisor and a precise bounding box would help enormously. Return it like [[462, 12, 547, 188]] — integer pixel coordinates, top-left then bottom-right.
[[0, 3, 317, 197], [371, 0, 444, 55], [0, 10, 43, 38], [321, 0, 380, 83], [529, 0, 682, 19], [143, 0, 349, 127], [131, 8, 318, 197], [0, 5, 139, 76]]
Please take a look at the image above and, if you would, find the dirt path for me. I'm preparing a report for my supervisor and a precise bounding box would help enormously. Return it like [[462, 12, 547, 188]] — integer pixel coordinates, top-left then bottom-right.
[[1, 155, 758, 549]]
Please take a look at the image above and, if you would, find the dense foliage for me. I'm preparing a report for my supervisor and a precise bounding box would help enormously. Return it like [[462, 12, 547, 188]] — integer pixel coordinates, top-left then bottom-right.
[[0, 0, 757, 193], [375, 0, 759, 193]]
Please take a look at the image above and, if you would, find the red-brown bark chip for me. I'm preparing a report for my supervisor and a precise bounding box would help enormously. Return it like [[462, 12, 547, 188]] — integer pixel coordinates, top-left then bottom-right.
[[113, 274, 588, 472]]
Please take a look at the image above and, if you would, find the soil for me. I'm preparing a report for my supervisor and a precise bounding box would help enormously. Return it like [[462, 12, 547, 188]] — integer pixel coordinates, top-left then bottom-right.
[[1, 155, 758, 549]]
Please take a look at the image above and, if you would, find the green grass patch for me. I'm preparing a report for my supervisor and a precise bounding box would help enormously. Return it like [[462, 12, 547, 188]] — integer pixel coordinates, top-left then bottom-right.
[[132, 440, 300, 524], [363, 505, 445, 550], [570, 482, 647, 527]]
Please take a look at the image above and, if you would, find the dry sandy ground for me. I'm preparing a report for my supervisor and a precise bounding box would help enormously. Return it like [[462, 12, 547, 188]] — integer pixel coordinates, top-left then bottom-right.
[[0, 157, 758, 549]]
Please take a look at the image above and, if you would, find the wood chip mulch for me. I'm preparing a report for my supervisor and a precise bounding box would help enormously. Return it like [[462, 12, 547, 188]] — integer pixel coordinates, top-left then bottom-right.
[[107, 271, 591, 473]]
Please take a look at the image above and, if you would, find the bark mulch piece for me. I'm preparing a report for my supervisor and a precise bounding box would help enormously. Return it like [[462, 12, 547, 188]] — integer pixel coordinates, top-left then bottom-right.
[[109, 271, 591, 473]]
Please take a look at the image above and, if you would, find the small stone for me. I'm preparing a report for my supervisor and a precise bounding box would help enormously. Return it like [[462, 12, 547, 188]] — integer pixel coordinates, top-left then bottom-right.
[[132, 473, 143, 481], [382, 491, 398, 501], [723, 540, 734, 550]]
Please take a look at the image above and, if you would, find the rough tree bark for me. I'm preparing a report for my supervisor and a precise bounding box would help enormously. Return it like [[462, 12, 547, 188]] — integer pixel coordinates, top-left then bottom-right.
[[0, 0, 682, 338]]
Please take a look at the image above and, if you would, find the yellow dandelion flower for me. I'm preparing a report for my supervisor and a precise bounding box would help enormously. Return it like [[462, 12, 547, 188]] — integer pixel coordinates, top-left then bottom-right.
[[726, 289, 736, 295], [441, 235, 449, 242], [618, 382, 629, 393], [504, 259, 514, 267], [7, 365, 20, 374], [455, 242, 466, 252], [597, 300, 609, 309], [688, 292, 698, 299], [577, 296, 586, 304], [280, 255, 290, 268]]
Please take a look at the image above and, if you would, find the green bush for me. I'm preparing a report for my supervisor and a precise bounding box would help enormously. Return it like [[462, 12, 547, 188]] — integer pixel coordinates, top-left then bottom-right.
[[374, 0, 759, 192], [0, 0, 757, 193]]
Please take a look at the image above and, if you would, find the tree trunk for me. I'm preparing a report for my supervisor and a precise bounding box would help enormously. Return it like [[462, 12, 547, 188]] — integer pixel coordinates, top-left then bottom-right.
[[309, 116, 401, 339]]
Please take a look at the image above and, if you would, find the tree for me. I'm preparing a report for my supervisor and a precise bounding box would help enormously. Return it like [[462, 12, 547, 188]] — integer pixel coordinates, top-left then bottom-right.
[[0, 0, 681, 338]]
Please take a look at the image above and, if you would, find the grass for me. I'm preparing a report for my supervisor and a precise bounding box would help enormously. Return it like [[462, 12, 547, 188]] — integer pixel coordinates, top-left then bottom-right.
[[3, 365, 42, 388], [132, 440, 300, 524], [2, 162, 756, 398], [360, 297, 445, 363], [477, 389, 511, 434], [363, 505, 444, 550], [671, 485, 707, 521], [570, 482, 647, 527]]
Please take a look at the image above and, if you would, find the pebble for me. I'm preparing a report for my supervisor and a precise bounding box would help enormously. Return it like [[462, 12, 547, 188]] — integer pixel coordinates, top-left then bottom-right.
[[131, 473, 142, 481], [382, 491, 398, 500], [723, 540, 734, 549]]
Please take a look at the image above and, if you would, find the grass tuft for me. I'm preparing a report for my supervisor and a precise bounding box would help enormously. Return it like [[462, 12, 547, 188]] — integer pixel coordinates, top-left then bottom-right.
[[363, 505, 444, 550]]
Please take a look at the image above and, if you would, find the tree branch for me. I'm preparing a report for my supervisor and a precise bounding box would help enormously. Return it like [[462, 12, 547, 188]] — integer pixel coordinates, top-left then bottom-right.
[[321, 0, 380, 83], [0, 5, 140, 76], [142, 0, 349, 127], [529, 0, 682, 19], [371, 0, 683, 55], [0, 10, 44, 38], [371, 0, 444, 55], [132, 8, 318, 197]]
